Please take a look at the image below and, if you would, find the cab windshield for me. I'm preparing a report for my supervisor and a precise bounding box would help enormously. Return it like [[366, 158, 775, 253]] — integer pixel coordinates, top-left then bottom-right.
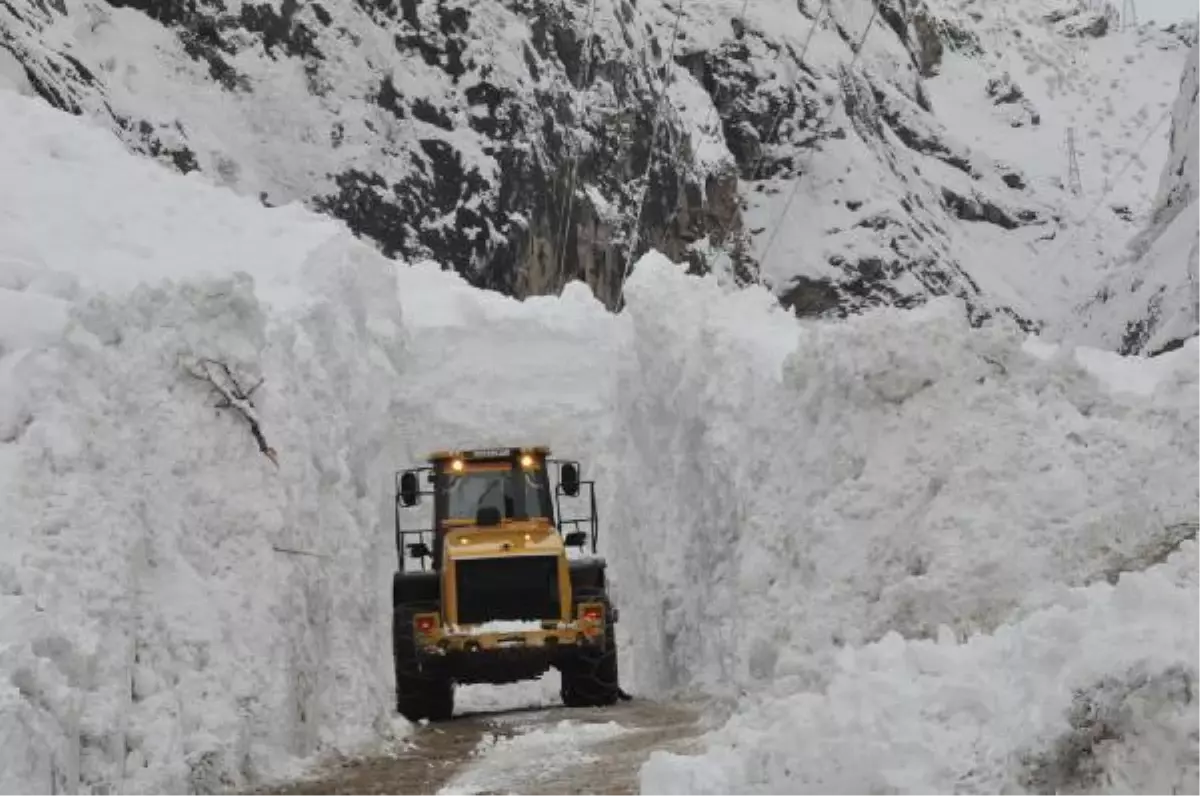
[[442, 466, 551, 522]]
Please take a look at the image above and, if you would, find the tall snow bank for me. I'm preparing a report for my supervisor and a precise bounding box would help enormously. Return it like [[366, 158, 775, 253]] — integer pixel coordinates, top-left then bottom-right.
[[609, 254, 1198, 791], [0, 93, 413, 793]]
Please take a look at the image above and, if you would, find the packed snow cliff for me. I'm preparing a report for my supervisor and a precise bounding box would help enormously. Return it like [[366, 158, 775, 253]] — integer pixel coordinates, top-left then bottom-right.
[[0, 93, 414, 792], [615, 254, 1198, 793], [1, 0, 1192, 335], [0, 85, 622, 793]]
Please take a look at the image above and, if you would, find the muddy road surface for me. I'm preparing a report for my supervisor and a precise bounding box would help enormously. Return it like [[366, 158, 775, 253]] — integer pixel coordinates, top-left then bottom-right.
[[260, 697, 708, 795]]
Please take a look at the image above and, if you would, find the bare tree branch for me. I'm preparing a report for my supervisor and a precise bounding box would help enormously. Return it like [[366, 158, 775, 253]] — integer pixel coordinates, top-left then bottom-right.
[[182, 356, 279, 467], [271, 545, 329, 559]]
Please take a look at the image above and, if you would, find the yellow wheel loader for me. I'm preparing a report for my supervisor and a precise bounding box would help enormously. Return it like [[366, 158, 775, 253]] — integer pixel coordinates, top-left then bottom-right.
[[391, 446, 621, 721]]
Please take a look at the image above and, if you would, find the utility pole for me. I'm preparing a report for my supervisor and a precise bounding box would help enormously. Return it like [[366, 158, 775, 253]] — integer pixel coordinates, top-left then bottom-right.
[[1066, 127, 1083, 196], [1121, 0, 1138, 29]]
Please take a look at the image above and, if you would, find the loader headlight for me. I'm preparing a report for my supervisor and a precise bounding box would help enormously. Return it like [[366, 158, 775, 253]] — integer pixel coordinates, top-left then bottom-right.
[[451, 459, 464, 472], [520, 454, 534, 468]]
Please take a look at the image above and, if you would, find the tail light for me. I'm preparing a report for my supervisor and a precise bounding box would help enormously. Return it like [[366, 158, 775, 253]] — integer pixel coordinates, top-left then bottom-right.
[[576, 605, 604, 629], [577, 602, 605, 637], [413, 613, 440, 636]]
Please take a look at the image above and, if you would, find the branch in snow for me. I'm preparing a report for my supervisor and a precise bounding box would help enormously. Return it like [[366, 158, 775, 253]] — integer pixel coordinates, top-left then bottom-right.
[[182, 356, 279, 467], [271, 545, 329, 559]]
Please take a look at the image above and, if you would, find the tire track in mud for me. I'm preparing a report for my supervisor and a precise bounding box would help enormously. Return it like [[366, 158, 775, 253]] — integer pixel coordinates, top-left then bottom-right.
[[258, 699, 706, 795]]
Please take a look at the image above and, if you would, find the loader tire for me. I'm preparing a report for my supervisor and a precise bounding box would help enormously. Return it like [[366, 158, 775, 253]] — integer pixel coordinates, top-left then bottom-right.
[[560, 591, 620, 708], [393, 602, 454, 722]]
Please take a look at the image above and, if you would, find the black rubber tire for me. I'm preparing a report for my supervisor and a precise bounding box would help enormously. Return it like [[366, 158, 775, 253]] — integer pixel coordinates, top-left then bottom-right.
[[560, 591, 620, 708], [393, 602, 455, 722]]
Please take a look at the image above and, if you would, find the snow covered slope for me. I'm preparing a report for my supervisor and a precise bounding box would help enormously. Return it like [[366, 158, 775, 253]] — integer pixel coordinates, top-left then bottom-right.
[[1073, 41, 1199, 354], [2, 0, 1191, 331], [923, 2, 1195, 324]]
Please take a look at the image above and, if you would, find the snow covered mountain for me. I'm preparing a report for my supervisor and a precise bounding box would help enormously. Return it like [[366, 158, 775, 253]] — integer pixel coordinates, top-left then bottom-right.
[[1, 0, 1191, 328], [1, 2, 1197, 794]]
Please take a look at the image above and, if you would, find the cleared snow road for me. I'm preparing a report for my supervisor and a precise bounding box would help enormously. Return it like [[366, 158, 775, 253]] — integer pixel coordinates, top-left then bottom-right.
[[258, 698, 704, 795]]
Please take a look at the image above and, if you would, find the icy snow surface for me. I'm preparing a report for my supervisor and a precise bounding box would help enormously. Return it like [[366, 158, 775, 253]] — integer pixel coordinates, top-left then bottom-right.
[[1, 82, 1197, 794], [436, 720, 628, 795]]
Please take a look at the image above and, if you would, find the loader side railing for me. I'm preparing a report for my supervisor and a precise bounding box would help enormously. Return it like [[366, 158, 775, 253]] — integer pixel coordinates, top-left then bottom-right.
[[395, 467, 436, 572], [553, 481, 599, 555]]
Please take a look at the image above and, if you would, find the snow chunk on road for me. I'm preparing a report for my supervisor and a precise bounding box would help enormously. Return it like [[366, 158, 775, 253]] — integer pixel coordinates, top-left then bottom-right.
[[438, 720, 627, 795]]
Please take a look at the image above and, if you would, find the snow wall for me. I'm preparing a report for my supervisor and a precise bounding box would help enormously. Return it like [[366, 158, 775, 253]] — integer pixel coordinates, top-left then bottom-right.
[[610, 256, 1198, 792], [1, 86, 1198, 794], [0, 86, 621, 793], [0, 93, 418, 793]]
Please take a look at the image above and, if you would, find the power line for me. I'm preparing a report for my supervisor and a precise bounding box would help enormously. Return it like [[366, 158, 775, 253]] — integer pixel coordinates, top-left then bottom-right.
[[687, 0, 753, 163], [614, 0, 832, 305], [616, 0, 686, 310], [1033, 102, 1174, 265], [755, 1, 881, 274], [608, 0, 752, 300], [744, 0, 831, 184], [552, 0, 603, 280]]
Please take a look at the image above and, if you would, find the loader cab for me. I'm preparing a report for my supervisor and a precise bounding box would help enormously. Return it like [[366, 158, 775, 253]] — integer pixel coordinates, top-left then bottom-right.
[[395, 446, 590, 572], [436, 452, 554, 527]]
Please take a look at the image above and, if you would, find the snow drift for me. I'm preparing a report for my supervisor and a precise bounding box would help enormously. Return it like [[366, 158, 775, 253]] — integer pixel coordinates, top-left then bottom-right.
[[608, 254, 1199, 792], [0, 91, 413, 793]]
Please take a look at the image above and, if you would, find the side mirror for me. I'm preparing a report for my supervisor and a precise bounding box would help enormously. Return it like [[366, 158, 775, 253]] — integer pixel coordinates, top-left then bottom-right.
[[561, 462, 580, 497], [476, 506, 502, 527], [564, 530, 587, 548], [407, 542, 432, 559], [399, 471, 420, 507]]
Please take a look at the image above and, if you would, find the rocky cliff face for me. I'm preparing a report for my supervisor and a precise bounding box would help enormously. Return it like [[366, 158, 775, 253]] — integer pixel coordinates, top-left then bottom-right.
[[1, 0, 745, 310], [0, 0, 1190, 328]]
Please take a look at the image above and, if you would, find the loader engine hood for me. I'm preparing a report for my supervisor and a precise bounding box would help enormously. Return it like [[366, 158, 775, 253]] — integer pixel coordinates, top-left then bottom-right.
[[444, 524, 568, 626]]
